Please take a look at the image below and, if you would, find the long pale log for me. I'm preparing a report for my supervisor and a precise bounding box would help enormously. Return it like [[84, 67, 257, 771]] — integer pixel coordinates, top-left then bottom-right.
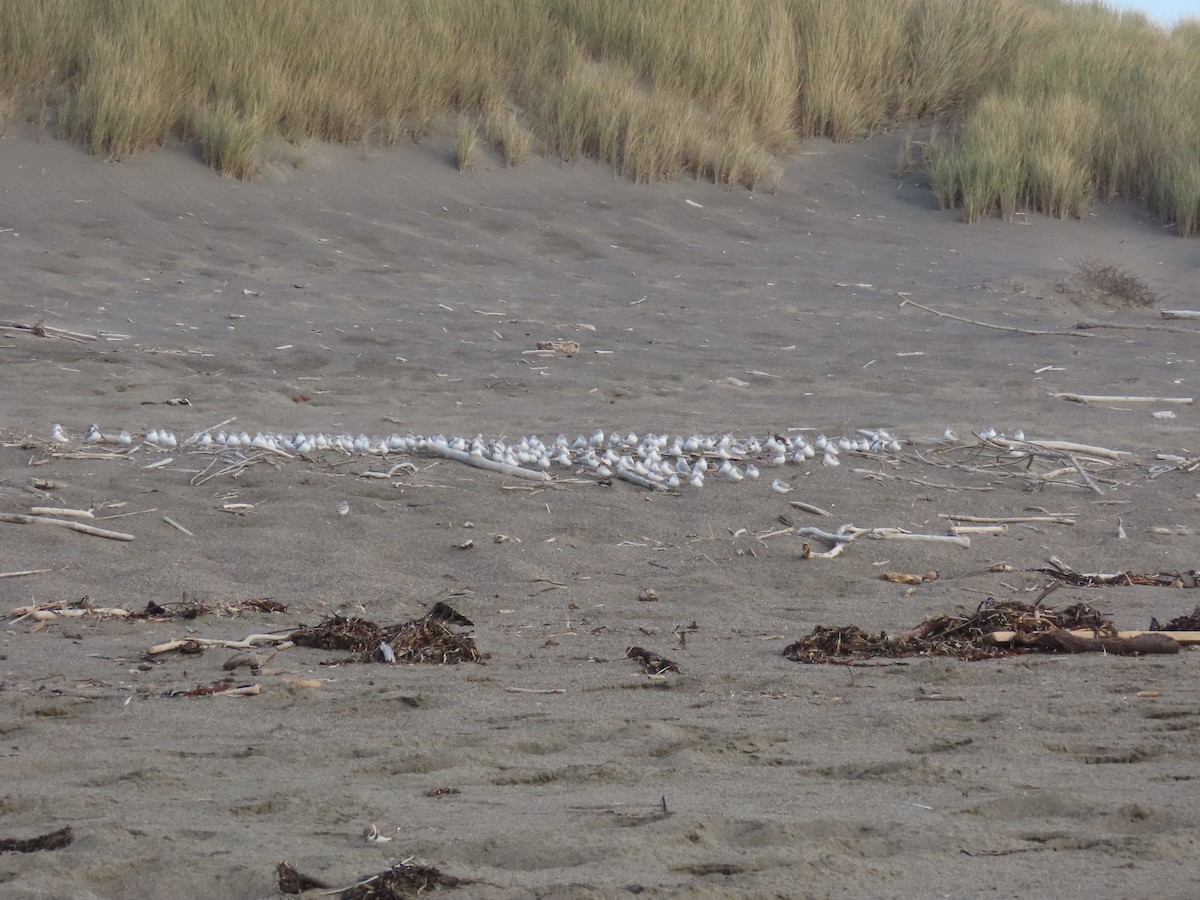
[[988, 629, 1200, 644], [424, 442, 550, 482]]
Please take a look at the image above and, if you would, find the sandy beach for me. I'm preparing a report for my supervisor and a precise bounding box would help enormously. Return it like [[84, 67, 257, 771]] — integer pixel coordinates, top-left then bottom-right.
[[2, 125, 1199, 899]]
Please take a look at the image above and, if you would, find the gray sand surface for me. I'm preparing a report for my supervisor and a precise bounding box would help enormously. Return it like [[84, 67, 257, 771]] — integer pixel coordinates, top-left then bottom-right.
[[2, 126, 1198, 899]]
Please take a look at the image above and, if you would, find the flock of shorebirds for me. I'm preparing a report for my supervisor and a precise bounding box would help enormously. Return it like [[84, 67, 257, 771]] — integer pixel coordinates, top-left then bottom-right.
[[47, 422, 1032, 491]]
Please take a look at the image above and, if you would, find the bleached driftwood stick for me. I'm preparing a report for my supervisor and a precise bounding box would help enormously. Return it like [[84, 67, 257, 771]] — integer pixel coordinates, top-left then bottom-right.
[[148, 631, 296, 655], [986, 436, 1129, 460], [796, 524, 970, 557], [0, 513, 135, 541], [162, 515, 194, 537], [1160, 310, 1200, 320], [988, 629, 1200, 645], [0, 568, 51, 579], [0, 320, 98, 342], [788, 500, 832, 517], [10, 599, 130, 619], [425, 440, 550, 482], [1049, 392, 1193, 405], [950, 524, 1008, 535], [939, 514, 1075, 526], [30, 507, 94, 520]]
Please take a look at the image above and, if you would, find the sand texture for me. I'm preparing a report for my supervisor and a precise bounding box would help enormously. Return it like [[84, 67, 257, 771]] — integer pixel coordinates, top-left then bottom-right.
[[2, 128, 1199, 899]]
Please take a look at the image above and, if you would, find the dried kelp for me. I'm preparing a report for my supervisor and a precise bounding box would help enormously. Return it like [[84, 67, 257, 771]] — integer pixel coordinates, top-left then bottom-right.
[[338, 859, 468, 899], [138, 596, 287, 619], [1038, 568, 1197, 589], [1152, 605, 1200, 632], [277, 860, 330, 894], [292, 603, 480, 665], [626, 646, 680, 674], [784, 599, 1118, 663], [276, 858, 466, 899], [0, 826, 73, 853]]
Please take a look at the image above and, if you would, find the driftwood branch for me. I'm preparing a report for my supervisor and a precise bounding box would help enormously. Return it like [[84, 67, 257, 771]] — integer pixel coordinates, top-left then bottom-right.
[[898, 297, 1091, 338], [0, 513, 135, 542]]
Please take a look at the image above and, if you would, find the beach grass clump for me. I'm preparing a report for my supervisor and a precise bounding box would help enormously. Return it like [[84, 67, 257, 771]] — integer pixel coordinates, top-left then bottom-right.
[[454, 115, 478, 172], [0, 0, 1198, 234]]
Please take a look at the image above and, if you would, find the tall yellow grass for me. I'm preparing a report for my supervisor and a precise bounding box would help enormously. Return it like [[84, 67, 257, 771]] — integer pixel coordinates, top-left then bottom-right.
[[0, 0, 1197, 232]]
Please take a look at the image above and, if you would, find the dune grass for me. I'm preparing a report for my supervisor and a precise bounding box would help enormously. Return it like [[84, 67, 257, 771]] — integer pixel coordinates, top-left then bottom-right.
[[0, 0, 1198, 233]]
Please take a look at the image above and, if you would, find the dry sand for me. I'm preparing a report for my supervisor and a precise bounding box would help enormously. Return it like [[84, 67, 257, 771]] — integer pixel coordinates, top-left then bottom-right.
[[2, 125, 1199, 899]]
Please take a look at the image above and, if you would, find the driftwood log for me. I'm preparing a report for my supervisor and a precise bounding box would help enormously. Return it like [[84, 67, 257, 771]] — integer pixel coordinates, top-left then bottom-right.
[[992, 627, 1183, 655]]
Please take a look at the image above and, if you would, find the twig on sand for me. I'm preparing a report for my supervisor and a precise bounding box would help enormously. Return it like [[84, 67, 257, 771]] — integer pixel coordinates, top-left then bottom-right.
[[0, 568, 51, 579], [1049, 392, 1193, 405], [0, 320, 97, 342], [162, 515, 194, 537], [148, 631, 297, 655], [797, 523, 970, 559], [788, 500, 832, 517], [0, 513, 134, 541], [939, 514, 1075, 526], [897, 297, 1091, 338], [29, 507, 94, 520], [504, 686, 566, 694], [985, 436, 1129, 460], [1160, 309, 1200, 320]]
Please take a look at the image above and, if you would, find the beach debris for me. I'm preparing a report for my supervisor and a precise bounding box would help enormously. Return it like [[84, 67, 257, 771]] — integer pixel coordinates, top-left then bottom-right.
[[880, 571, 939, 585], [788, 500, 832, 516], [535, 339, 580, 355], [784, 599, 1194, 664], [626, 645, 679, 675], [276, 858, 466, 898], [0, 826, 74, 853], [9, 598, 132, 623], [1151, 606, 1200, 631], [1036, 559, 1197, 589], [290, 602, 480, 665], [637, 588, 659, 602], [0, 512, 135, 542], [1049, 392, 1194, 405], [277, 861, 330, 894], [164, 679, 262, 698], [0, 319, 96, 342], [362, 824, 396, 843], [1160, 309, 1200, 320], [797, 523, 969, 560], [897, 296, 1089, 338]]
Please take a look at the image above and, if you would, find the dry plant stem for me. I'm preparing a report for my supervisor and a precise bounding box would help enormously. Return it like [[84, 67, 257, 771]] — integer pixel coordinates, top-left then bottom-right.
[[852, 467, 994, 492], [425, 441, 550, 482], [1049, 392, 1193, 405], [788, 500, 832, 516], [0, 569, 51, 579], [949, 524, 1008, 535], [29, 506, 94, 520], [1076, 320, 1199, 334], [0, 513, 135, 541], [897, 298, 1092, 338], [504, 687, 566, 694], [1160, 309, 1200, 320]]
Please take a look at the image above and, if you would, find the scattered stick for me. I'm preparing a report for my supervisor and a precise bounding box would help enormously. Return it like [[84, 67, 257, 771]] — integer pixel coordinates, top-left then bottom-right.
[[504, 686, 566, 694], [162, 515, 194, 537], [29, 507, 94, 520], [148, 631, 296, 655], [1160, 309, 1200, 320], [939, 514, 1075, 526], [1049, 392, 1193, 405], [991, 628, 1182, 655], [949, 524, 1008, 535], [898, 297, 1091, 338], [0, 568, 51, 579], [788, 500, 832, 517], [0, 320, 97, 342], [0, 513, 135, 542], [425, 440, 550, 482], [797, 524, 970, 558], [988, 629, 1200, 645], [852, 467, 994, 492], [986, 437, 1129, 460]]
